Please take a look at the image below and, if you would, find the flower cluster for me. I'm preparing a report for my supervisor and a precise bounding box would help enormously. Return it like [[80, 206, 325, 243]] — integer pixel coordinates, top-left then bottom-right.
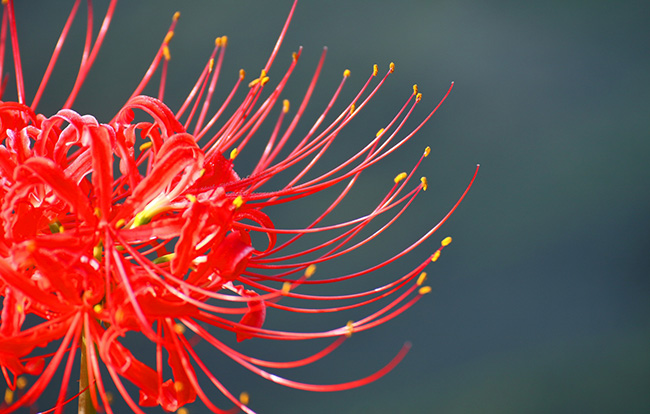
[[0, 0, 477, 413]]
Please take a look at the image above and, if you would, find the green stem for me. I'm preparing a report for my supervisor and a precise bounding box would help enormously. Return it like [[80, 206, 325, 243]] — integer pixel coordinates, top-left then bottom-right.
[[79, 336, 96, 414]]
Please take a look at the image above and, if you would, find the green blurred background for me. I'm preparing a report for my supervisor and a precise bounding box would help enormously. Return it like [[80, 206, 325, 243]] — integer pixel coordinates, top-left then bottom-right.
[[12, 0, 649, 413]]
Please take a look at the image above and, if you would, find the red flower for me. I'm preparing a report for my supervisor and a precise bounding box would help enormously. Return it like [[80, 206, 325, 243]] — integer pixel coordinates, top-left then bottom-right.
[[0, 1, 478, 413]]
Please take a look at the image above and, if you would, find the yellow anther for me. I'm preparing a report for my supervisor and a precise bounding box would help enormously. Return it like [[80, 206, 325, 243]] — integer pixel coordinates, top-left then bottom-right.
[[413, 84, 418, 95], [93, 243, 103, 261], [16, 377, 27, 390], [163, 46, 171, 61], [174, 381, 184, 392], [232, 196, 244, 209], [292, 52, 298, 61], [376, 128, 384, 137], [389, 62, 395, 72], [239, 392, 250, 406], [283, 99, 290, 113], [230, 147, 239, 160], [5, 388, 14, 405], [441, 236, 452, 247], [305, 264, 317, 278], [431, 250, 441, 262], [281, 282, 291, 295], [172, 11, 180, 22], [420, 176, 428, 191], [221, 36, 228, 47], [394, 172, 407, 184], [139, 141, 153, 151], [152, 253, 175, 264], [260, 76, 270, 86], [419, 286, 432, 295], [248, 78, 260, 87], [94, 207, 102, 219], [133, 211, 152, 227], [372, 64, 378, 76], [417, 272, 427, 286], [199, 168, 206, 177], [115, 308, 125, 323], [260, 69, 267, 78], [163, 31, 174, 45], [216, 37, 223, 47], [16, 304, 23, 313], [174, 323, 186, 334], [185, 194, 197, 203], [93, 304, 103, 313], [177, 408, 189, 414], [346, 320, 354, 337], [1, 0, 8, 5], [343, 69, 351, 78], [115, 218, 126, 229], [349, 103, 356, 115], [239, 69, 246, 80], [208, 58, 214, 72], [424, 146, 431, 157], [416, 92, 422, 102]]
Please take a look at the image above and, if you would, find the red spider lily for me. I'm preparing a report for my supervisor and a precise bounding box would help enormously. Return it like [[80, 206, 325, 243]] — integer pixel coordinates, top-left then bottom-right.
[[0, 0, 478, 413]]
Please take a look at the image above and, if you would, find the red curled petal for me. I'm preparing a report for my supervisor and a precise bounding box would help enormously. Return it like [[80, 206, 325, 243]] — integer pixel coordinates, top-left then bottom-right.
[[117, 133, 204, 221], [236, 289, 266, 342], [86, 124, 114, 222], [12, 157, 95, 224]]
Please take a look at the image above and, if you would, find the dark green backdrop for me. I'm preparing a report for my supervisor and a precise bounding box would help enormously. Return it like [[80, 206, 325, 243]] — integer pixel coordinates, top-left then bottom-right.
[[11, 0, 649, 413]]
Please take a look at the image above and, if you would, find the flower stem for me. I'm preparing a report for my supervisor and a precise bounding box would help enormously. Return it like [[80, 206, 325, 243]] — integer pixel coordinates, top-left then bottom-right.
[[79, 336, 96, 414]]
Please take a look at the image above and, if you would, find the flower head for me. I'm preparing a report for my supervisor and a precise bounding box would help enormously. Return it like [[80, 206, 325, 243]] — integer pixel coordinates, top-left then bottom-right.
[[0, 0, 477, 413]]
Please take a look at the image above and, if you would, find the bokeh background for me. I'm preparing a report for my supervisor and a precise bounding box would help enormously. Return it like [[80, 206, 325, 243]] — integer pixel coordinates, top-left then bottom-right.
[[11, 0, 649, 413]]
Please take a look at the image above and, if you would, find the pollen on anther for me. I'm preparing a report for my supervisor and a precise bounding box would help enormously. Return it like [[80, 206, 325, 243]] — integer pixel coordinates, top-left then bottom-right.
[[115, 219, 126, 229], [239, 69, 246, 80], [283, 99, 290, 113], [389, 62, 395, 72], [281, 282, 291, 295], [431, 250, 441, 262], [413, 84, 418, 95], [373, 64, 378, 76], [220, 36, 228, 47], [208, 58, 214, 72], [343, 69, 351, 77], [233, 196, 244, 209], [394, 172, 407, 184], [260, 76, 270, 86], [424, 146, 431, 157], [346, 321, 354, 337], [16, 377, 27, 390], [376, 128, 384, 137], [185, 194, 197, 203], [292, 52, 298, 61], [416, 92, 422, 102], [174, 323, 186, 335], [441, 236, 452, 247], [420, 176, 428, 191], [172, 11, 180, 21], [230, 147, 239, 160], [93, 304, 103, 313], [417, 272, 427, 286], [419, 286, 432, 295], [163, 46, 171, 61], [177, 407, 188, 414], [305, 264, 317, 278], [139, 141, 153, 151], [5, 389, 14, 405], [239, 392, 250, 406], [163, 31, 174, 45], [349, 103, 356, 115]]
